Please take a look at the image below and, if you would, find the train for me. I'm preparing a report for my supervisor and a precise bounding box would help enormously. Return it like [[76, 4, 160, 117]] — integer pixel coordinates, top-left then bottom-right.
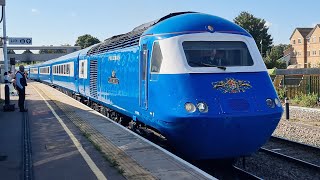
[[28, 12, 283, 160]]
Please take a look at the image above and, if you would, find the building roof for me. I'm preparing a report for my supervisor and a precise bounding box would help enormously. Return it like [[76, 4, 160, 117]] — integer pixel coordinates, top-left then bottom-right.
[[289, 28, 313, 40], [306, 24, 320, 38]]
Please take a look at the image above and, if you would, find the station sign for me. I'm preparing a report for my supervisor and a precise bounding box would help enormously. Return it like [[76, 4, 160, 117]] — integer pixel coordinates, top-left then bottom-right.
[[9, 37, 32, 45]]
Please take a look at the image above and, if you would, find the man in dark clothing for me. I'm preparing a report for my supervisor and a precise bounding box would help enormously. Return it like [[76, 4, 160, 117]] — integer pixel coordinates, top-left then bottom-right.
[[15, 65, 28, 112]]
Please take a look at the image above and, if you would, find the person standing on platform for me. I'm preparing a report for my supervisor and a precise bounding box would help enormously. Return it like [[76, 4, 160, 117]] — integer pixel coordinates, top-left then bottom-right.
[[15, 65, 28, 112]]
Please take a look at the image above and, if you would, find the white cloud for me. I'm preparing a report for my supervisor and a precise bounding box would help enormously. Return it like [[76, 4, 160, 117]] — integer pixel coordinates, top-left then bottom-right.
[[31, 9, 39, 13], [265, 21, 272, 28]]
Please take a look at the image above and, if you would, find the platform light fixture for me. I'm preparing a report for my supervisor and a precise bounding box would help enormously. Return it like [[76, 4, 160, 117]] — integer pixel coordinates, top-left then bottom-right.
[[0, 0, 5, 6]]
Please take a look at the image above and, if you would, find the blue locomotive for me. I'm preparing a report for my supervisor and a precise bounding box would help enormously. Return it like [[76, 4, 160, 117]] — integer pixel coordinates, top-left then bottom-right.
[[29, 12, 283, 160]]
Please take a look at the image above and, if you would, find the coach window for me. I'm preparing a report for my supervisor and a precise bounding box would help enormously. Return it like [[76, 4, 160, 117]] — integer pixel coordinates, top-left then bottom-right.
[[66, 64, 69, 75], [150, 42, 163, 73], [81, 62, 84, 76]]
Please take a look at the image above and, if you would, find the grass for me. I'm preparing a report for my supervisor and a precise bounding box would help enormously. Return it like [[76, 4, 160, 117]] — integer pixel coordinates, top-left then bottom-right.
[[81, 130, 125, 175], [291, 93, 319, 107]]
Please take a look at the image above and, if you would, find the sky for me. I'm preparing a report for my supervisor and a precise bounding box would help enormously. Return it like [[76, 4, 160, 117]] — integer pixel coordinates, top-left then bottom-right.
[[4, 0, 320, 46]]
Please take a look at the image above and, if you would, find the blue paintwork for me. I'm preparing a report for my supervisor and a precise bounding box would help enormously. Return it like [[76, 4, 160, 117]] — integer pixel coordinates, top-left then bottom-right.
[[143, 13, 251, 37], [51, 58, 78, 92], [28, 65, 39, 80], [30, 12, 282, 160], [147, 72, 282, 159]]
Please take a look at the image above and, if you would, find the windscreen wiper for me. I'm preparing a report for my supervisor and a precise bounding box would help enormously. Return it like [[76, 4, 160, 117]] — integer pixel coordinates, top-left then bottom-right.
[[201, 63, 227, 70], [189, 61, 227, 70]]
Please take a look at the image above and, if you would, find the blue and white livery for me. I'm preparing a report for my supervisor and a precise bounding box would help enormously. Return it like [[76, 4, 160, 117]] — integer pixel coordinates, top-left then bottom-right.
[[29, 12, 283, 160]]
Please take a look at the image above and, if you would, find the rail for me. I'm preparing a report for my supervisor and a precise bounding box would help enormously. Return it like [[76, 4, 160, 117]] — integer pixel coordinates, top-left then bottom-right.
[[260, 136, 320, 171]]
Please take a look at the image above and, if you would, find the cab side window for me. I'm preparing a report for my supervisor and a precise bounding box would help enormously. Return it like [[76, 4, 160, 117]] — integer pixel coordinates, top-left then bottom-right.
[[150, 42, 163, 73]]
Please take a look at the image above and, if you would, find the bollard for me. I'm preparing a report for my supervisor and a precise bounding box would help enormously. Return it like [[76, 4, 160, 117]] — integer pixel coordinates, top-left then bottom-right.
[[285, 97, 289, 120]]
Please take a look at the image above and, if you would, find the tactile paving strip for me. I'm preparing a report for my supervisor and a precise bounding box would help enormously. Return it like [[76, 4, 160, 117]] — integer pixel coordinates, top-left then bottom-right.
[[32, 83, 156, 180]]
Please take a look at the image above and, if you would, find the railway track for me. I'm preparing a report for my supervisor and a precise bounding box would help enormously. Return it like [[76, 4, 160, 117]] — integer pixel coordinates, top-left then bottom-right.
[[232, 166, 262, 180], [260, 136, 320, 171]]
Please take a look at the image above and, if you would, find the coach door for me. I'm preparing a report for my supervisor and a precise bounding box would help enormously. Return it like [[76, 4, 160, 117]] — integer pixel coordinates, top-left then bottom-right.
[[139, 44, 149, 109]]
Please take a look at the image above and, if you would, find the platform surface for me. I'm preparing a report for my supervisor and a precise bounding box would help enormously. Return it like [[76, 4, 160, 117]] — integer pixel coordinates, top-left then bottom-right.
[[1, 82, 215, 180]]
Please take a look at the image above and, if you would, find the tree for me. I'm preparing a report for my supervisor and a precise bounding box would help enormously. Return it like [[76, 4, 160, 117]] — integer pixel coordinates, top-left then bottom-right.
[[39, 49, 66, 54], [234, 12, 273, 57], [263, 44, 289, 69], [75, 34, 100, 49], [266, 44, 290, 61], [61, 44, 71, 46]]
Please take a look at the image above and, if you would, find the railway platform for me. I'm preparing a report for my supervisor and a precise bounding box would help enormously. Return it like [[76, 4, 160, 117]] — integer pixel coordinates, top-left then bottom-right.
[[0, 82, 214, 180]]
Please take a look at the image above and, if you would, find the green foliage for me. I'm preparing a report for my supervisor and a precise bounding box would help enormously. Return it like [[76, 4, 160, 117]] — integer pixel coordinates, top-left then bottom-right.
[[60, 44, 71, 46], [16, 61, 41, 67], [264, 57, 287, 69], [291, 93, 318, 107], [234, 11, 273, 57], [39, 49, 66, 54], [263, 44, 289, 69], [276, 87, 286, 100], [267, 44, 290, 60], [75, 34, 100, 49]]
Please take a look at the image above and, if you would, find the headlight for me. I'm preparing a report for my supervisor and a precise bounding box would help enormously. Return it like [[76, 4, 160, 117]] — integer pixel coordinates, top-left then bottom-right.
[[266, 98, 275, 108], [197, 102, 208, 113], [274, 98, 281, 107], [185, 102, 196, 113]]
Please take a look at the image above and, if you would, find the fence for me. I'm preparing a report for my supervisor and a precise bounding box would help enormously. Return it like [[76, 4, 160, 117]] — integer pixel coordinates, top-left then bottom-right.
[[270, 74, 320, 100]]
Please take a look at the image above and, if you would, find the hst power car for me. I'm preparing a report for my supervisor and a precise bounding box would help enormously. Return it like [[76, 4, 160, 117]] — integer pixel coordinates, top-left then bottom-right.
[[29, 12, 283, 160]]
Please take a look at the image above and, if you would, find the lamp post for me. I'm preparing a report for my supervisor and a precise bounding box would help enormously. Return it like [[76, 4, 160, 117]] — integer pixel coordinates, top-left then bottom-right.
[[1, 0, 15, 111]]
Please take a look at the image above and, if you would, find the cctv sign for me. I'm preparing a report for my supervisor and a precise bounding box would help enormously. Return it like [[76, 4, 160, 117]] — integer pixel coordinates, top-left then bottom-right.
[[9, 37, 32, 45]]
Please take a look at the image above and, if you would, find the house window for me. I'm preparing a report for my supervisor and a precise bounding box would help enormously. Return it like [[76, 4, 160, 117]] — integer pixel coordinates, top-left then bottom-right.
[[312, 50, 315, 56], [298, 38, 302, 44], [313, 36, 316, 43], [293, 39, 296, 44]]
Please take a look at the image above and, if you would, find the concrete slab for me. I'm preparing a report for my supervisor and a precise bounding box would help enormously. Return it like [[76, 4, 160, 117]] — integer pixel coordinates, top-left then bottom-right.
[[0, 85, 22, 180]]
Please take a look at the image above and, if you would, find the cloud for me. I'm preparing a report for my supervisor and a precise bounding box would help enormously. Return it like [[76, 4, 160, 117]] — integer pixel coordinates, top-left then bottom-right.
[[265, 21, 272, 28], [31, 8, 39, 14]]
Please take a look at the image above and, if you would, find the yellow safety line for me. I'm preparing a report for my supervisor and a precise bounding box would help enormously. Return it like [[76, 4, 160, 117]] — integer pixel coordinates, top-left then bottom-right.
[[31, 84, 107, 180]]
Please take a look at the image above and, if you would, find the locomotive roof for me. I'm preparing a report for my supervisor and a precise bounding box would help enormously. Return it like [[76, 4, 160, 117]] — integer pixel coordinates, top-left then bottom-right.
[[87, 12, 194, 56], [86, 12, 251, 56], [31, 12, 251, 66]]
